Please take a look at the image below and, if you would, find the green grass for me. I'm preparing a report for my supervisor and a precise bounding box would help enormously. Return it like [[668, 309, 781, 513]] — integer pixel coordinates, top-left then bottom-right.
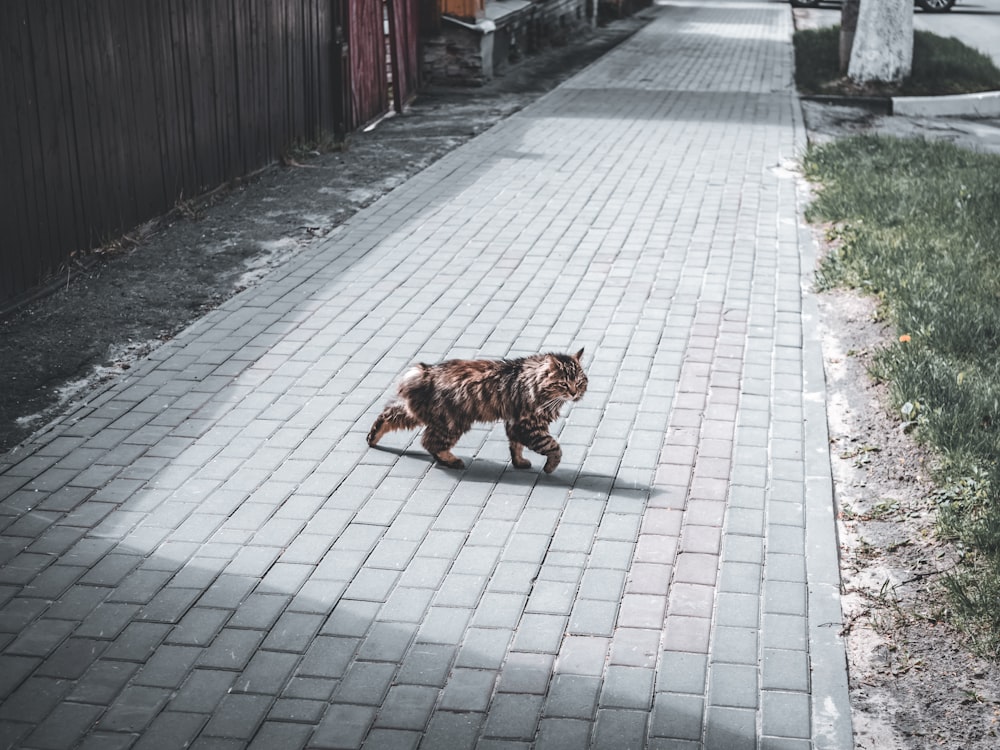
[[794, 26, 1000, 96], [804, 136, 1000, 655]]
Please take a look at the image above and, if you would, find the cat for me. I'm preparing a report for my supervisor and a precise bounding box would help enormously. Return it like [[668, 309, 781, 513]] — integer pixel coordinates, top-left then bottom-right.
[[367, 349, 587, 473]]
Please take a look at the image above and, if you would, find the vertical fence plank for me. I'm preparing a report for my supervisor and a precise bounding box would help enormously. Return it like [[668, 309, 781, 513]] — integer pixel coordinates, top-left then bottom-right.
[[1, 0, 378, 308], [12, 3, 53, 278], [0, 2, 29, 300]]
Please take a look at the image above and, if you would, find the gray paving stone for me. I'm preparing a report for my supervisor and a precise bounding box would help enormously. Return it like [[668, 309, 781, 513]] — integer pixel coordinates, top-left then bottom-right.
[[567, 598, 618, 637], [321, 598, 379, 639], [36, 637, 107, 679], [75, 730, 139, 750], [496, 651, 553, 695], [136, 586, 202, 624], [378, 586, 434, 624], [197, 574, 257, 610], [261, 611, 325, 653], [762, 648, 810, 693], [361, 728, 420, 750], [421, 711, 484, 750], [439, 668, 497, 712], [483, 693, 544, 741], [455, 627, 511, 670], [202, 693, 273, 739], [68, 660, 138, 705], [267, 697, 327, 723], [4, 617, 76, 658], [333, 661, 397, 705], [0, 676, 72, 723], [170, 669, 238, 714], [281, 675, 335, 702], [297, 636, 359, 680], [761, 690, 811, 740], [555, 636, 609, 678], [97, 684, 171, 732], [708, 663, 759, 709], [167, 606, 232, 646], [373, 684, 438, 731], [395, 643, 455, 688], [601, 665, 654, 711], [593, 708, 647, 750], [133, 644, 202, 688], [232, 650, 299, 695], [358, 620, 416, 662], [22, 701, 103, 750], [433, 573, 488, 608], [649, 693, 704, 742], [416, 606, 471, 645], [106, 568, 172, 604], [705, 706, 756, 750], [197, 628, 266, 670]]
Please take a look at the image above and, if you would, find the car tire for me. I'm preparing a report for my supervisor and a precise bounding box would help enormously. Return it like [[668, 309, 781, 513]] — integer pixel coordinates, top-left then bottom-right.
[[916, 0, 956, 11]]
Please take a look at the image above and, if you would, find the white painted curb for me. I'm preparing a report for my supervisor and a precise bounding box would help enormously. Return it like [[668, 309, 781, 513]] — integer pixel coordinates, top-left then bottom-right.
[[892, 90, 1000, 117]]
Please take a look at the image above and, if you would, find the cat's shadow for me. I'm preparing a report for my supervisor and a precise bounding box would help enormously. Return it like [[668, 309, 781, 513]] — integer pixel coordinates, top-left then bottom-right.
[[369, 445, 651, 494]]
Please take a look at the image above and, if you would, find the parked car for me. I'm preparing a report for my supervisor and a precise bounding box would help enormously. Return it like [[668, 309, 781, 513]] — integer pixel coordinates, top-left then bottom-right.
[[790, 0, 956, 12]]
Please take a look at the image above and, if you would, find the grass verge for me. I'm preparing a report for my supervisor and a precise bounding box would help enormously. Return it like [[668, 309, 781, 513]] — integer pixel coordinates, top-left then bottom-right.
[[804, 136, 1000, 656], [794, 25, 1000, 96]]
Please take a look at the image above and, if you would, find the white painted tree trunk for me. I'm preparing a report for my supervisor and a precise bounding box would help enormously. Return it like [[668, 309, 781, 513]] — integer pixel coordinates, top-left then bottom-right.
[[847, 0, 913, 84]]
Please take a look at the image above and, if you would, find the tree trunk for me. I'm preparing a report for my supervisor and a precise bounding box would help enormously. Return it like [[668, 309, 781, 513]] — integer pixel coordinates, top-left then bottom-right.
[[840, 0, 860, 74], [848, 0, 913, 85]]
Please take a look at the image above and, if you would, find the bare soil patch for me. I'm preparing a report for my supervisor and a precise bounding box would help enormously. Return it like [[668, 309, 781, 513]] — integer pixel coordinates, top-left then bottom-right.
[[819, 287, 1000, 748]]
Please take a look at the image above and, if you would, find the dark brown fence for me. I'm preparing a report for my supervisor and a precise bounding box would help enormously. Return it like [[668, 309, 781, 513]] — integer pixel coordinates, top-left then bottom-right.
[[1, 0, 421, 309]]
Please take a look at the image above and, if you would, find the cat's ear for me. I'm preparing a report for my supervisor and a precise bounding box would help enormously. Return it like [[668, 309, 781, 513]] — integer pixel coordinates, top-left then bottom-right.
[[574, 348, 584, 362]]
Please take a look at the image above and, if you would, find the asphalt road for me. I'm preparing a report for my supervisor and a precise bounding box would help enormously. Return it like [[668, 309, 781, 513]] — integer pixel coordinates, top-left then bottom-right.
[[796, 0, 1000, 67], [914, 0, 1000, 67]]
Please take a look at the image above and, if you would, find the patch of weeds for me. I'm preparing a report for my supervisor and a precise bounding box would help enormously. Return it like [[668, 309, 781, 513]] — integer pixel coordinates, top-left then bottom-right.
[[870, 498, 901, 521], [805, 135, 1000, 656], [793, 26, 1000, 96], [839, 443, 882, 462]]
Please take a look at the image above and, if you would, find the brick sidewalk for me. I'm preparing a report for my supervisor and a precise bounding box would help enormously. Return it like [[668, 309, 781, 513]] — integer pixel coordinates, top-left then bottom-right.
[[0, 2, 850, 748]]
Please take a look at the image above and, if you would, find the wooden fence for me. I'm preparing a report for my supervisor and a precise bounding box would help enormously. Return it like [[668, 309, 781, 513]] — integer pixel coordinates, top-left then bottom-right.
[[0, 0, 422, 309]]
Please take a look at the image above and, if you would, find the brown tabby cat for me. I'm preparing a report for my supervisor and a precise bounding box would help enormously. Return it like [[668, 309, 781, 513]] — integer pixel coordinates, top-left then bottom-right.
[[367, 349, 587, 472]]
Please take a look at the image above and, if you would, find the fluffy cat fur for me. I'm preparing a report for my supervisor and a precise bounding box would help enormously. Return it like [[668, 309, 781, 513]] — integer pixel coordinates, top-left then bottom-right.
[[367, 349, 587, 472]]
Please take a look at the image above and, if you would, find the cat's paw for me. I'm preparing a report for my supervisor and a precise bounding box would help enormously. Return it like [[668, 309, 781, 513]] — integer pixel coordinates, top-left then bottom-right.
[[436, 455, 466, 470], [543, 453, 561, 474], [366, 420, 384, 447], [511, 457, 532, 469]]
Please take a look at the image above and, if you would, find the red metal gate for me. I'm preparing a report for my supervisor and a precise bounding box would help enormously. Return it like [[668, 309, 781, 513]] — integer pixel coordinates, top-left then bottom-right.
[[347, 0, 421, 131], [388, 0, 421, 111]]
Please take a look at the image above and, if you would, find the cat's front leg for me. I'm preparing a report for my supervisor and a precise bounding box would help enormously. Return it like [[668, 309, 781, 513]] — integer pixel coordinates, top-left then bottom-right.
[[510, 422, 562, 474], [542, 446, 562, 474], [504, 423, 532, 469]]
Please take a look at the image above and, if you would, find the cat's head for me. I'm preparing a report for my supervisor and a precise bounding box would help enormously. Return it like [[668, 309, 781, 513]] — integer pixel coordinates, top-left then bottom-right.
[[545, 349, 588, 403]]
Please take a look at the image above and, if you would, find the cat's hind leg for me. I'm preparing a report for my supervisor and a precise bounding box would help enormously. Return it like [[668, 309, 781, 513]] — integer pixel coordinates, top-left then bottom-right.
[[367, 402, 420, 447], [505, 422, 532, 469], [421, 428, 465, 470]]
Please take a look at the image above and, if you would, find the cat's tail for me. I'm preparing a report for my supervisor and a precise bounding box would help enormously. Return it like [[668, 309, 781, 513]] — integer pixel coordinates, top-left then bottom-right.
[[400, 363, 429, 385], [367, 364, 429, 447]]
